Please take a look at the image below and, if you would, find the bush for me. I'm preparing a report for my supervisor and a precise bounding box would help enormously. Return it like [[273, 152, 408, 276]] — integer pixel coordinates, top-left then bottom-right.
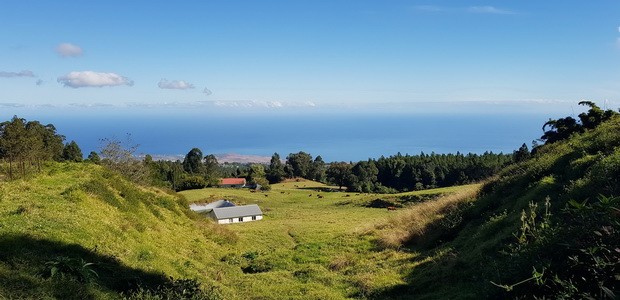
[[123, 278, 222, 300], [177, 175, 207, 191], [45, 256, 98, 283]]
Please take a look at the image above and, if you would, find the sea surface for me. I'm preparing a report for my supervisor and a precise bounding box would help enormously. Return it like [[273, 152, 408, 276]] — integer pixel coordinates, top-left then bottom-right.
[[3, 109, 554, 162]]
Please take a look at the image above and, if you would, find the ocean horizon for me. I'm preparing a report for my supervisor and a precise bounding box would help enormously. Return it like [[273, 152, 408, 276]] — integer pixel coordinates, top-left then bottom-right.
[[1, 108, 558, 162]]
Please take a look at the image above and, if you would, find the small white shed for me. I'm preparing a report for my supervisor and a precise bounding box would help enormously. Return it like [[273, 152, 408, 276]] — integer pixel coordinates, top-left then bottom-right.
[[208, 204, 263, 224]]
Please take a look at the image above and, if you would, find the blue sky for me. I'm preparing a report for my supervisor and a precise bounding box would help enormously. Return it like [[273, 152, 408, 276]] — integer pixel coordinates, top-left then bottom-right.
[[1, 0, 619, 113]]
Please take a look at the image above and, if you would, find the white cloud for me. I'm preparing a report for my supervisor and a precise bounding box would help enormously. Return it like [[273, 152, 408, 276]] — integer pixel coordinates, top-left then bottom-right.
[[158, 79, 195, 90], [57, 71, 134, 88], [203, 87, 213, 95], [56, 43, 83, 57], [413, 5, 444, 12], [0, 70, 35, 78], [467, 6, 515, 15]]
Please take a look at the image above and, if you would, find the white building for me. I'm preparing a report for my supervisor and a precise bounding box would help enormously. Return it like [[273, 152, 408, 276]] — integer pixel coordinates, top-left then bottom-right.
[[190, 200, 263, 224], [208, 204, 263, 224]]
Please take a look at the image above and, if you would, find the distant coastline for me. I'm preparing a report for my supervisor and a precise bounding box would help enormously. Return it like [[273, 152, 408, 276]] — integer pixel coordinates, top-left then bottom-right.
[[142, 153, 271, 164]]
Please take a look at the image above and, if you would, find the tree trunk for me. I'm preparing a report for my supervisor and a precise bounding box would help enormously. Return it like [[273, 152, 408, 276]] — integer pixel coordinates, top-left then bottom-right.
[[8, 159, 13, 180]]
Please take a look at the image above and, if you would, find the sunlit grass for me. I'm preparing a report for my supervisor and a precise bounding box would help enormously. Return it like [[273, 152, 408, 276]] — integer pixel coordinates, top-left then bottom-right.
[[0, 162, 476, 299]]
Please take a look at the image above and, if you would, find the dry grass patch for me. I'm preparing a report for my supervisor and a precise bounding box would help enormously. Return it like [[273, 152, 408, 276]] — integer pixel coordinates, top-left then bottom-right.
[[374, 184, 481, 249]]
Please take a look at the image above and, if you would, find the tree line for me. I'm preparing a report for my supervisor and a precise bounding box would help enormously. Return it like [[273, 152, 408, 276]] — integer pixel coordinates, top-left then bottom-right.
[[264, 150, 514, 193], [0, 116, 88, 179], [0, 116, 524, 193], [8, 101, 613, 191]]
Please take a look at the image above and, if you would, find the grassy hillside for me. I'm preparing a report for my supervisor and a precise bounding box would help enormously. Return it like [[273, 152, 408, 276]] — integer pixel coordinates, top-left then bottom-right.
[[373, 116, 620, 299], [0, 161, 479, 299], [0, 163, 231, 299]]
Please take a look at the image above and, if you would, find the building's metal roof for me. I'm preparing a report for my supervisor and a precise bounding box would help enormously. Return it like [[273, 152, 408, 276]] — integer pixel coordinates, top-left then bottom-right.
[[220, 178, 247, 185], [211, 204, 262, 219], [190, 200, 235, 213]]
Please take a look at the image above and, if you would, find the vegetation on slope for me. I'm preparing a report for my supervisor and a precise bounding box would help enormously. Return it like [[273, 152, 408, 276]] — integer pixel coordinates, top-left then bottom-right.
[[374, 115, 620, 299], [0, 162, 229, 299], [0, 159, 480, 299]]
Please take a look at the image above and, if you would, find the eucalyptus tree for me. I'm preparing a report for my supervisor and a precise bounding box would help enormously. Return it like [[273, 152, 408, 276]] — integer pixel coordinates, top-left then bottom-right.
[[183, 148, 204, 174]]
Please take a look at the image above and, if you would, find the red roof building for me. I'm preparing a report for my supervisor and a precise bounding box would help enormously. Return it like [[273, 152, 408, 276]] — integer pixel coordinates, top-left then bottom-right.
[[219, 178, 247, 187]]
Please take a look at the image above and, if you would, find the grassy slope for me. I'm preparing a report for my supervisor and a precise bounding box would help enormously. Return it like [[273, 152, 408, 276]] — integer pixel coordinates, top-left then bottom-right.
[[0, 161, 477, 299], [375, 116, 620, 299], [0, 163, 232, 299]]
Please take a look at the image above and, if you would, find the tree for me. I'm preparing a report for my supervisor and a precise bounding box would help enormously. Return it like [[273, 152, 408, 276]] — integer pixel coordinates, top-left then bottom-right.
[[349, 160, 378, 192], [285, 151, 313, 179], [513, 143, 530, 162], [86, 151, 101, 164], [267, 153, 286, 184], [310, 156, 326, 182], [62, 140, 83, 162], [203, 154, 220, 186], [541, 101, 618, 144], [99, 135, 147, 184], [183, 148, 204, 174], [326, 162, 353, 190], [248, 164, 270, 189], [0, 116, 28, 178], [38, 123, 64, 161]]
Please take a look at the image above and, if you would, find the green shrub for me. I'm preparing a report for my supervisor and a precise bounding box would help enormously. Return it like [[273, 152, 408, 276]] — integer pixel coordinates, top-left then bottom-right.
[[123, 278, 222, 300], [45, 256, 98, 283]]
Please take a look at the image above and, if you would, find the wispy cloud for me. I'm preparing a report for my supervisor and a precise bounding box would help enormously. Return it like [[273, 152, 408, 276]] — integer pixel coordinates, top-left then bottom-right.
[[467, 6, 515, 15], [158, 79, 195, 90], [0, 103, 26, 108], [202, 87, 213, 95], [55, 43, 83, 57], [68, 102, 115, 108], [57, 71, 134, 88], [212, 100, 316, 108], [35, 79, 44, 86], [0, 70, 35, 78], [413, 5, 444, 12]]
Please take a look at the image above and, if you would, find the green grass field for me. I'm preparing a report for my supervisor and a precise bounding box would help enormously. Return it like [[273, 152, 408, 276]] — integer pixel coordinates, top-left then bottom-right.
[[180, 180, 480, 299], [0, 161, 477, 299]]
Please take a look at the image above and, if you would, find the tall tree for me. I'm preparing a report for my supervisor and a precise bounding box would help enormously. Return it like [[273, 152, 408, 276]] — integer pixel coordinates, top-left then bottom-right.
[[326, 162, 353, 190], [203, 154, 220, 186], [267, 153, 286, 183], [285, 151, 313, 179], [62, 140, 83, 162], [513, 143, 530, 162], [183, 148, 204, 174], [0, 116, 28, 178], [349, 160, 378, 192], [310, 155, 326, 182], [248, 164, 269, 189]]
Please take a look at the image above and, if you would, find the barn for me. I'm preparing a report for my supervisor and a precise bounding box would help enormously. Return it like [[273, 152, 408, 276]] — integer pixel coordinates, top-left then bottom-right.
[[219, 178, 247, 188], [208, 204, 263, 224]]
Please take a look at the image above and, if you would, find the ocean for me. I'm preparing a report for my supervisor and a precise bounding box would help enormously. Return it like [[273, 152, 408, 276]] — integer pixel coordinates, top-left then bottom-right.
[[3, 109, 553, 162]]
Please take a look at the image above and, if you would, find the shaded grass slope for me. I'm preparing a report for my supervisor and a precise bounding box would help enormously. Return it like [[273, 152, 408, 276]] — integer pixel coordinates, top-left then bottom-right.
[[374, 116, 620, 299]]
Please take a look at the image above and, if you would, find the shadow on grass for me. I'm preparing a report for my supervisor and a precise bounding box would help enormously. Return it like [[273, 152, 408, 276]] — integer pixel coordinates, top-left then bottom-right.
[[0, 233, 170, 299]]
